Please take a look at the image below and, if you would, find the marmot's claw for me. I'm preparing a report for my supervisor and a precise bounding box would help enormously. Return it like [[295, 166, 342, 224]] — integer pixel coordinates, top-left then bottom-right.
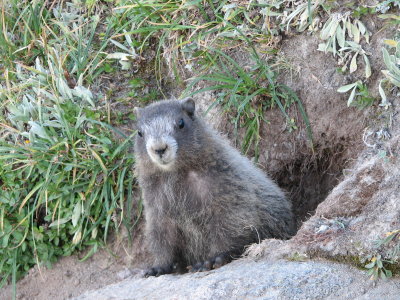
[[144, 267, 157, 277], [188, 253, 232, 273]]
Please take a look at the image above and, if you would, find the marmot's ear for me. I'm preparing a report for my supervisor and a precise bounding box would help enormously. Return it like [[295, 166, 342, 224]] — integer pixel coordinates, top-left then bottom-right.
[[181, 97, 195, 117], [134, 107, 142, 119]]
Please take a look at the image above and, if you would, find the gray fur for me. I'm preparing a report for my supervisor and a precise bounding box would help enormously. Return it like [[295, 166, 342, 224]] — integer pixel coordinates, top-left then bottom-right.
[[134, 98, 295, 269]]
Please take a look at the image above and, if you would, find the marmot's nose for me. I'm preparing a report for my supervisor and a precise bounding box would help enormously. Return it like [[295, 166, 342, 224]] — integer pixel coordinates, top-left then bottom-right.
[[154, 145, 168, 157]]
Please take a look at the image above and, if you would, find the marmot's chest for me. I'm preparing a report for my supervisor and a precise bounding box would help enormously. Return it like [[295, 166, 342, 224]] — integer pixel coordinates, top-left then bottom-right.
[[186, 171, 210, 198], [156, 171, 211, 215]]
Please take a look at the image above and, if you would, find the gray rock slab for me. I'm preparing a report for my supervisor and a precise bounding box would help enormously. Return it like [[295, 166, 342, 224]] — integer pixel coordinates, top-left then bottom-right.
[[73, 259, 400, 300]]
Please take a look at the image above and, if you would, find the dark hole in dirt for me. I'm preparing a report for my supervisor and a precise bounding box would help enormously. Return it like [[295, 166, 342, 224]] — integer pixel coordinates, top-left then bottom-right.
[[274, 143, 350, 229]]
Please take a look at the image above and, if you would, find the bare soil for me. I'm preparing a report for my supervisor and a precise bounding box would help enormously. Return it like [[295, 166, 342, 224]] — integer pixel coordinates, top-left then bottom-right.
[[0, 223, 149, 300]]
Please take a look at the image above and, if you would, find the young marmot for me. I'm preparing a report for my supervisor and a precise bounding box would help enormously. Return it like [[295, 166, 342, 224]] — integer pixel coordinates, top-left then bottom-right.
[[134, 98, 295, 276]]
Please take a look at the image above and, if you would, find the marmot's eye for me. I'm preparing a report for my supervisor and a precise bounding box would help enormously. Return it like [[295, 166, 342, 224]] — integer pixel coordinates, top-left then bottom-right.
[[138, 131, 143, 137], [178, 119, 185, 129]]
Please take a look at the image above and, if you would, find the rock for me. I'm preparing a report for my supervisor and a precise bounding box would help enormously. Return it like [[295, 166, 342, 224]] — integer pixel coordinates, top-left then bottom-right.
[[288, 132, 400, 259], [72, 258, 400, 300]]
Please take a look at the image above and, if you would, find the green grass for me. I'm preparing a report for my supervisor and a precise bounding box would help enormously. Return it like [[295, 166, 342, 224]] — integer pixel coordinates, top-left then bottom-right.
[[0, 52, 137, 289], [0, 0, 140, 293], [0, 0, 50, 69], [185, 44, 311, 158]]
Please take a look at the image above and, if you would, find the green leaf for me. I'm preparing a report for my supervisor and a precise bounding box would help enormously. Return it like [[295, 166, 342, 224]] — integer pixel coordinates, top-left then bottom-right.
[[378, 80, 389, 108], [378, 14, 400, 20], [380, 270, 386, 279], [73, 86, 95, 107], [385, 270, 392, 278], [49, 217, 70, 228], [2, 233, 10, 248], [336, 25, 345, 48], [337, 82, 357, 93], [328, 18, 339, 37], [365, 31, 370, 44], [350, 52, 358, 73], [72, 203, 82, 227], [72, 230, 82, 245], [384, 39, 398, 47], [377, 259, 383, 268], [363, 54, 371, 78], [57, 78, 73, 100], [320, 17, 334, 40], [120, 60, 131, 70], [28, 121, 51, 141], [357, 20, 366, 35], [89, 147, 108, 173], [351, 23, 360, 43], [365, 261, 376, 269], [110, 132, 136, 160], [382, 48, 392, 69], [79, 242, 99, 262], [19, 181, 45, 213], [367, 268, 375, 276], [317, 43, 328, 52], [346, 20, 353, 38], [347, 86, 357, 106]]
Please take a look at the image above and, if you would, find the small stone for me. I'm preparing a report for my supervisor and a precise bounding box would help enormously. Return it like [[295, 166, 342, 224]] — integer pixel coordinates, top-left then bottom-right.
[[117, 268, 133, 280], [316, 224, 329, 233], [65, 270, 73, 278]]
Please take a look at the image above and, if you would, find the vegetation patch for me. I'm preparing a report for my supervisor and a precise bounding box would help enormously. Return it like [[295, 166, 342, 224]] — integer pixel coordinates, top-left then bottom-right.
[[364, 230, 400, 280], [0, 1, 139, 294]]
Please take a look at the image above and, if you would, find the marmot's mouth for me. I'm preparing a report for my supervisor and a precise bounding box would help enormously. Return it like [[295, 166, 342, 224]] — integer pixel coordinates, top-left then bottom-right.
[[156, 159, 175, 170], [149, 156, 175, 169]]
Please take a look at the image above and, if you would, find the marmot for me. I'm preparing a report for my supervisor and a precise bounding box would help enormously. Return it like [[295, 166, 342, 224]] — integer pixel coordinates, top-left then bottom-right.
[[134, 98, 295, 276]]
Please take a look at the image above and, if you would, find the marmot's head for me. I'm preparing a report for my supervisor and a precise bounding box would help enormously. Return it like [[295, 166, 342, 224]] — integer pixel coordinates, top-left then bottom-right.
[[134, 98, 197, 171]]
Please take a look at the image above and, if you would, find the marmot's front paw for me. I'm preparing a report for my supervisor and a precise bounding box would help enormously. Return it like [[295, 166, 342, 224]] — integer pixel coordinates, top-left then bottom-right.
[[144, 264, 173, 277], [144, 262, 184, 277], [187, 252, 232, 272]]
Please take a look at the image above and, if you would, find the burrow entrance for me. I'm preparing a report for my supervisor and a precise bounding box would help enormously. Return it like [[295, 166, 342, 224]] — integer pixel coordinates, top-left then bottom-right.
[[272, 143, 359, 229]]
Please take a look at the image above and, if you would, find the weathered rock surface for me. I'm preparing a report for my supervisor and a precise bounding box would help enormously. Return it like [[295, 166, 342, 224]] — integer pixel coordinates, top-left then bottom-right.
[[73, 258, 400, 300]]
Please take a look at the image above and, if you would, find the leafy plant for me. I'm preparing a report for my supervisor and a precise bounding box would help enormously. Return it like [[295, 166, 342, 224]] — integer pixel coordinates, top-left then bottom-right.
[[375, 0, 400, 14], [382, 40, 400, 87], [365, 229, 400, 280], [106, 30, 139, 71], [377, 36, 399, 108], [318, 12, 371, 78], [258, 0, 324, 34], [365, 254, 393, 280], [283, 0, 324, 32], [51, 3, 115, 83], [0, 56, 137, 289], [337, 80, 375, 107]]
